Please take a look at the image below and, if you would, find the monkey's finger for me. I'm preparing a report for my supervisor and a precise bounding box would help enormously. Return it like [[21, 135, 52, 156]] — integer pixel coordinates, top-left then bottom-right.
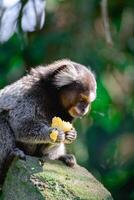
[[56, 131, 65, 143], [64, 131, 77, 144], [65, 131, 77, 139], [66, 134, 75, 140], [64, 136, 75, 144], [64, 139, 73, 144]]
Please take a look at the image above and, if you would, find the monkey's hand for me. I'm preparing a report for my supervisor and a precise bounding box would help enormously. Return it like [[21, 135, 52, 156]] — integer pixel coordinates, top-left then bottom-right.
[[64, 129, 77, 144], [50, 128, 65, 143]]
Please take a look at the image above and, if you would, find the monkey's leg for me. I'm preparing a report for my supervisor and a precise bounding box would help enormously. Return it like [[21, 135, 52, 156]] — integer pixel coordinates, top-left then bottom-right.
[[40, 143, 76, 167], [16, 142, 37, 156], [40, 143, 65, 160], [0, 118, 25, 186]]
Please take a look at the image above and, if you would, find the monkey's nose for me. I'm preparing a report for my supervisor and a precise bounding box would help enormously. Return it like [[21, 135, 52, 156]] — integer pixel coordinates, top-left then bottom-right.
[[83, 104, 91, 115]]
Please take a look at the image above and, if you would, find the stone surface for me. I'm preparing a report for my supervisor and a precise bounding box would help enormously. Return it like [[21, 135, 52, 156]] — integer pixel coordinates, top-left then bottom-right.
[[0, 156, 113, 200]]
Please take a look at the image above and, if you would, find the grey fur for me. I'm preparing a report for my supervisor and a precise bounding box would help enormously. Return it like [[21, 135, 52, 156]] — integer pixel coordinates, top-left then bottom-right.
[[0, 59, 96, 184]]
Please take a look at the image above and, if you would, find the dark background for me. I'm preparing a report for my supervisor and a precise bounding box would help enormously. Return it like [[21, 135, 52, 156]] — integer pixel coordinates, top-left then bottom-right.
[[0, 0, 134, 199]]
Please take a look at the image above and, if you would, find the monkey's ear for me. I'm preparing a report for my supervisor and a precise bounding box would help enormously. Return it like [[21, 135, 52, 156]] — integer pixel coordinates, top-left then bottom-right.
[[30, 66, 45, 76], [53, 64, 79, 88]]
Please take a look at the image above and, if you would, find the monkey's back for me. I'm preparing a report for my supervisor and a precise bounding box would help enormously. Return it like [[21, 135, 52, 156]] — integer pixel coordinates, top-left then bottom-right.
[[0, 75, 35, 114]]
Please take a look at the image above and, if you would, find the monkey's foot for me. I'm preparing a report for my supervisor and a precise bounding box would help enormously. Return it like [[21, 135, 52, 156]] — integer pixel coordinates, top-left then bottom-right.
[[59, 154, 76, 167], [10, 148, 26, 160]]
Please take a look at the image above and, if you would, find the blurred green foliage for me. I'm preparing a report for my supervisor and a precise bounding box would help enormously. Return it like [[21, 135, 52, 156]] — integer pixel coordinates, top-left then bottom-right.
[[0, 0, 134, 199]]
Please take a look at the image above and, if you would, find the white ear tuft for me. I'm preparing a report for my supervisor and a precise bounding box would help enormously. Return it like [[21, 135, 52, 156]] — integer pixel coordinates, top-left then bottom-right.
[[53, 64, 79, 87]]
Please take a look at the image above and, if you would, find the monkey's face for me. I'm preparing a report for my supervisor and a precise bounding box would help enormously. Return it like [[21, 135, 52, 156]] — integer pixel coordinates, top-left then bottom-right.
[[68, 93, 91, 118], [60, 86, 96, 118], [51, 59, 97, 118]]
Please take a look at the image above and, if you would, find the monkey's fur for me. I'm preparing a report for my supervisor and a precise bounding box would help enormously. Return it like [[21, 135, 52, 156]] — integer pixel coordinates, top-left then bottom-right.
[[0, 59, 96, 184]]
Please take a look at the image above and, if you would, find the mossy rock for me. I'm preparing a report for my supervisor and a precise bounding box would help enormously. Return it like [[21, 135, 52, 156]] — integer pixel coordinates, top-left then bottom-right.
[[1, 156, 113, 200]]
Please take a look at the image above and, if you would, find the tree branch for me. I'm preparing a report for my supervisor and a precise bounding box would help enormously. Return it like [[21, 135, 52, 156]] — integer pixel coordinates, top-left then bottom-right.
[[101, 0, 113, 46]]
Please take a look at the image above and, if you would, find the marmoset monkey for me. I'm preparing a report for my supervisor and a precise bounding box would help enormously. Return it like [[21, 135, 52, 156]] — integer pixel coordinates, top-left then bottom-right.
[[0, 59, 97, 184]]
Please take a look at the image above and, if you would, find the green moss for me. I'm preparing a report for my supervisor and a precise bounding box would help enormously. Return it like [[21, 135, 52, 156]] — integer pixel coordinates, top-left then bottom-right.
[[1, 156, 113, 200]]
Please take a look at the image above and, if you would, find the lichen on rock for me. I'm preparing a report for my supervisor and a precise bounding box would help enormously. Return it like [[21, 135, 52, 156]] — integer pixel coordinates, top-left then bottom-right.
[[0, 156, 113, 200]]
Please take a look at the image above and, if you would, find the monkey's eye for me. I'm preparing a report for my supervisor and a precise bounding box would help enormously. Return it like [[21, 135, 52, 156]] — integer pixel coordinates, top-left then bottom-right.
[[79, 96, 89, 104], [78, 99, 89, 109]]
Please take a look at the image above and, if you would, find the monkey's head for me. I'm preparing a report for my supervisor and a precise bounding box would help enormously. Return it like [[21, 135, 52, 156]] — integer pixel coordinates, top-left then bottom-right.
[[31, 59, 96, 119], [51, 60, 97, 118]]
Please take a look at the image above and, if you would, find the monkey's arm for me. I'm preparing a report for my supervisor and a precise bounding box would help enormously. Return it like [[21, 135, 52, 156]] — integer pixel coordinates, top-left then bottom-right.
[[10, 113, 65, 144], [15, 119, 55, 144], [8, 97, 65, 144]]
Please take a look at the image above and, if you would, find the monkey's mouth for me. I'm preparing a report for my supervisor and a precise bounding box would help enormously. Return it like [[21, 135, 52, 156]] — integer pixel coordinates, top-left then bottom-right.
[[69, 104, 91, 118], [68, 106, 88, 118]]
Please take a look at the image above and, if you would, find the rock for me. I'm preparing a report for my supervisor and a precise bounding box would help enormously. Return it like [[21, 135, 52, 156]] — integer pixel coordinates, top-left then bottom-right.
[[0, 156, 113, 200]]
